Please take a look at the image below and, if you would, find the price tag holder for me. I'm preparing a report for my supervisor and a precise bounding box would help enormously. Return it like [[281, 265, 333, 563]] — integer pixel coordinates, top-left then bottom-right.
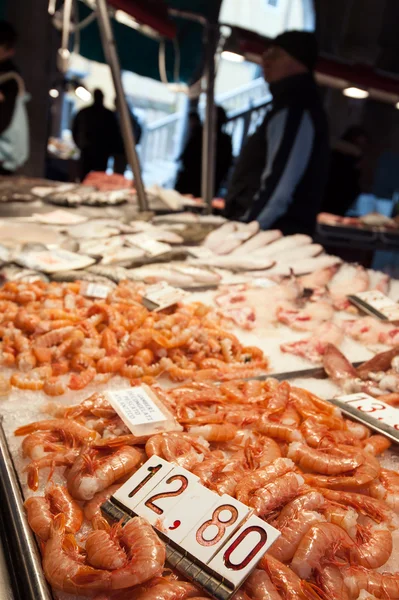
[[105, 385, 182, 436], [142, 282, 190, 311], [348, 290, 399, 321], [330, 392, 399, 444], [102, 456, 280, 600], [80, 281, 111, 299]]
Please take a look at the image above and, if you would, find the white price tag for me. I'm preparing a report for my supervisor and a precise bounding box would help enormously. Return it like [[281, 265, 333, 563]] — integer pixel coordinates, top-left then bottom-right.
[[143, 282, 189, 311], [82, 282, 111, 299], [337, 392, 399, 430], [349, 290, 399, 321], [107, 456, 280, 600], [106, 386, 168, 428], [187, 246, 215, 259]]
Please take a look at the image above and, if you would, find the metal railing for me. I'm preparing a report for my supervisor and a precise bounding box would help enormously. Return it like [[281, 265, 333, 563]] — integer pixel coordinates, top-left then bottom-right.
[[140, 77, 271, 173]]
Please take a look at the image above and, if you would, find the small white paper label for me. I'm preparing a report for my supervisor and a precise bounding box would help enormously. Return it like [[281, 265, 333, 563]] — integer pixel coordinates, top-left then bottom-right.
[[107, 386, 168, 428], [143, 282, 189, 311], [187, 246, 215, 259], [83, 282, 111, 299], [351, 290, 399, 321], [337, 392, 399, 430]]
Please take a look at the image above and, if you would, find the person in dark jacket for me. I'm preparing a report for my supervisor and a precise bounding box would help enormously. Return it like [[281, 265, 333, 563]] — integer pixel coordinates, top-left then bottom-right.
[[224, 31, 329, 236], [322, 126, 368, 216], [112, 96, 143, 175], [0, 20, 19, 175], [72, 88, 117, 180], [175, 107, 233, 198]]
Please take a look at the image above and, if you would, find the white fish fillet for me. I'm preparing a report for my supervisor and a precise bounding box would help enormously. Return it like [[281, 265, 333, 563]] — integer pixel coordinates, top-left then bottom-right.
[[250, 234, 312, 258], [128, 265, 195, 287], [194, 256, 275, 271], [263, 255, 342, 276], [100, 247, 145, 265], [172, 265, 221, 285], [230, 230, 282, 255], [275, 244, 324, 264], [203, 221, 237, 250]]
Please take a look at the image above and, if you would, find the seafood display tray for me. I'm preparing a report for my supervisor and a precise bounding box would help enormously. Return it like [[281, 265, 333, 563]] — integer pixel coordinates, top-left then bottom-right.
[[0, 419, 52, 600]]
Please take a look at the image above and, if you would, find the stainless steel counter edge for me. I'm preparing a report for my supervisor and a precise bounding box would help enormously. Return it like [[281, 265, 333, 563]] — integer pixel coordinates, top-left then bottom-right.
[[0, 419, 53, 600]]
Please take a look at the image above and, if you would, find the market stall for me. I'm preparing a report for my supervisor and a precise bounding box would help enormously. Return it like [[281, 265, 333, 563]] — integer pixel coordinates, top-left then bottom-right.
[[0, 174, 398, 600]]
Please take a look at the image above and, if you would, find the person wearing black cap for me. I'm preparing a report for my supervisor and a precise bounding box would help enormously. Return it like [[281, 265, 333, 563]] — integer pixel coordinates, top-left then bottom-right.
[[224, 30, 329, 236]]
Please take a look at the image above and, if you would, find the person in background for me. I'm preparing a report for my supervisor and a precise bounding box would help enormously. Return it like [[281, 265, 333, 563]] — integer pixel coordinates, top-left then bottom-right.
[[113, 96, 142, 175], [321, 126, 368, 216], [175, 107, 233, 198], [0, 20, 29, 175], [224, 31, 329, 236], [72, 88, 117, 180]]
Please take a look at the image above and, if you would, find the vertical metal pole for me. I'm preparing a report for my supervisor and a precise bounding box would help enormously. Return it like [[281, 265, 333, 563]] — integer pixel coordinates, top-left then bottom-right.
[[201, 23, 218, 211], [96, 0, 148, 212]]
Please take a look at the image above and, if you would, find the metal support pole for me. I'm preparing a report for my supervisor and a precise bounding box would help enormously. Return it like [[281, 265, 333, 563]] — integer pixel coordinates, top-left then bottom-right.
[[96, 0, 148, 212], [201, 23, 218, 211]]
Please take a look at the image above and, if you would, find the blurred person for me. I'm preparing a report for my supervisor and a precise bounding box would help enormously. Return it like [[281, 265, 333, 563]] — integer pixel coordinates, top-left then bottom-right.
[[322, 126, 368, 216], [224, 31, 329, 236], [112, 96, 142, 175], [0, 20, 29, 175], [72, 88, 117, 180], [175, 107, 233, 198]]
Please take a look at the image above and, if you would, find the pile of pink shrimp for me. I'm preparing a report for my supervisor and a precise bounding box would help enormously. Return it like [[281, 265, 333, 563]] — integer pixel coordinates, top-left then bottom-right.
[[14, 381, 399, 599], [0, 280, 268, 396]]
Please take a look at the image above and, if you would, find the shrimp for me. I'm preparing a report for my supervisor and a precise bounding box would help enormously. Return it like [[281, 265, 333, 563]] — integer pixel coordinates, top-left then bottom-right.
[[22, 431, 64, 460], [10, 366, 52, 391], [64, 393, 116, 419], [369, 469, 399, 512], [67, 446, 142, 500], [187, 423, 237, 443], [46, 484, 83, 533], [108, 516, 165, 589], [256, 416, 303, 442], [84, 484, 120, 522], [15, 418, 99, 445], [24, 497, 53, 541], [43, 377, 67, 396], [86, 520, 128, 570], [244, 569, 281, 600], [35, 325, 75, 348], [260, 554, 323, 600], [320, 489, 394, 525], [317, 565, 351, 600], [96, 356, 126, 374], [42, 514, 111, 595], [68, 367, 96, 390], [323, 504, 358, 538], [235, 458, 295, 504], [277, 490, 326, 525], [305, 452, 380, 489], [269, 511, 326, 562], [287, 442, 365, 475], [350, 523, 393, 569], [25, 449, 80, 491], [362, 434, 391, 455], [343, 566, 399, 599], [132, 579, 199, 600], [145, 432, 208, 470], [250, 472, 305, 517], [290, 523, 353, 579]]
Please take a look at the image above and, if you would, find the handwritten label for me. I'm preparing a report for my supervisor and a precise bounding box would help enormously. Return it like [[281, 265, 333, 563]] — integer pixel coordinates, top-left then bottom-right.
[[107, 386, 168, 427], [82, 282, 111, 299], [337, 392, 399, 430], [143, 282, 189, 311], [349, 290, 399, 321]]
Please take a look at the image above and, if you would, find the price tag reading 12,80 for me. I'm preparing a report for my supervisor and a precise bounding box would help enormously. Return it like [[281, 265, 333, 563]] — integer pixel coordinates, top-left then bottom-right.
[[337, 393, 399, 431], [111, 455, 280, 596]]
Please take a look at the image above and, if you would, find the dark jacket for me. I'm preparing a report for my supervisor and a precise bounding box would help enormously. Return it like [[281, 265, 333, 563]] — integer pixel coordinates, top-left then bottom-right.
[[72, 103, 117, 155], [175, 124, 233, 197], [321, 140, 362, 216], [0, 59, 19, 136], [224, 73, 329, 235]]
